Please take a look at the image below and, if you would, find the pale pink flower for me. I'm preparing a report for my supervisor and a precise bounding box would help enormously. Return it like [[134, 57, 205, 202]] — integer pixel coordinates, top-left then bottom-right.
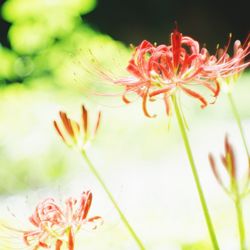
[[5, 191, 102, 250], [204, 34, 250, 91]]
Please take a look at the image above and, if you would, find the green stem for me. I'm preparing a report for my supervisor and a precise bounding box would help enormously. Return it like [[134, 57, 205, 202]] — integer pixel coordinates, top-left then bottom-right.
[[234, 184, 246, 250], [227, 92, 250, 158], [172, 95, 220, 250], [81, 150, 145, 250], [228, 92, 250, 194]]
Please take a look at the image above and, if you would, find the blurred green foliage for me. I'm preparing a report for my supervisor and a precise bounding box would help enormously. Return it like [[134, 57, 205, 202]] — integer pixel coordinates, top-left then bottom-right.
[[0, 0, 128, 86], [1, 0, 96, 54], [0, 0, 129, 194]]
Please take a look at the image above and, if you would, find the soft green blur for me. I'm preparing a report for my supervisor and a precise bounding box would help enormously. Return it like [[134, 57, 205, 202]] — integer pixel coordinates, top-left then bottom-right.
[[0, 0, 129, 193], [1, 0, 250, 249]]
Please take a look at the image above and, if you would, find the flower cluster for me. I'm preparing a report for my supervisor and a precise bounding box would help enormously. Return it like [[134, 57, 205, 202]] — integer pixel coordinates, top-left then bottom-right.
[[205, 34, 250, 92], [22, 191, 102, 250], [53, 105, 101, 149], [114, 30, 249, 117]]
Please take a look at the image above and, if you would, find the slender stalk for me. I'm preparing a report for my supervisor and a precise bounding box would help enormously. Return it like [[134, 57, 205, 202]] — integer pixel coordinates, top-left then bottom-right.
[[172, 95, 220, 250], [81, 150, 145, 250], [227, 92, 250, 158], [228, 91, 249, 250], [228, 92, 250, 194], [234, 184, 246, 250]]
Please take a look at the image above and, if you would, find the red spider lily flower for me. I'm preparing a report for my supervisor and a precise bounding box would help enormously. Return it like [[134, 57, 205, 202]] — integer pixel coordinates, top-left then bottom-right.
[[54, 105, 101, 149], [204, 34, 250, 92], [113, 29, 220, 117], [208, 135, 250, 196], [21, 191, 102, 250]]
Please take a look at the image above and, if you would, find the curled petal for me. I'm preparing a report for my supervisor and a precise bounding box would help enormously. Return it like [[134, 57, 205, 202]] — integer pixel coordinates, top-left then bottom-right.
[[196, 80, 220, 102], [122, 92, 131, 104], [142, 88, 156, 118], [163, 93, 172, 116], [212, 80, 220, 97], [180, 86, 207, 108], [139, 40, 154, 50], [127, 59, 141, 78], [23, 231, 41, 246], [182, 36, 200, 54], [149, 85, 175, 98], [38, 198, 63, 223]]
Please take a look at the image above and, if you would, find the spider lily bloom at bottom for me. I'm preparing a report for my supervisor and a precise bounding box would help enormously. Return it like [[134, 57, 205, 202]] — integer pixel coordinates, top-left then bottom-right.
[[53, 105, 101, 150], [19, 191, 102, 250], [53, 105, 146, 249], [111, 29, 220, 117]]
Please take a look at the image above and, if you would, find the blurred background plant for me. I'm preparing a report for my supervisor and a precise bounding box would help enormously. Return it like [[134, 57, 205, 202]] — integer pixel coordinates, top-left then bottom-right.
[[0, 0, 249, 249], [0, 0, 129, 194]]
